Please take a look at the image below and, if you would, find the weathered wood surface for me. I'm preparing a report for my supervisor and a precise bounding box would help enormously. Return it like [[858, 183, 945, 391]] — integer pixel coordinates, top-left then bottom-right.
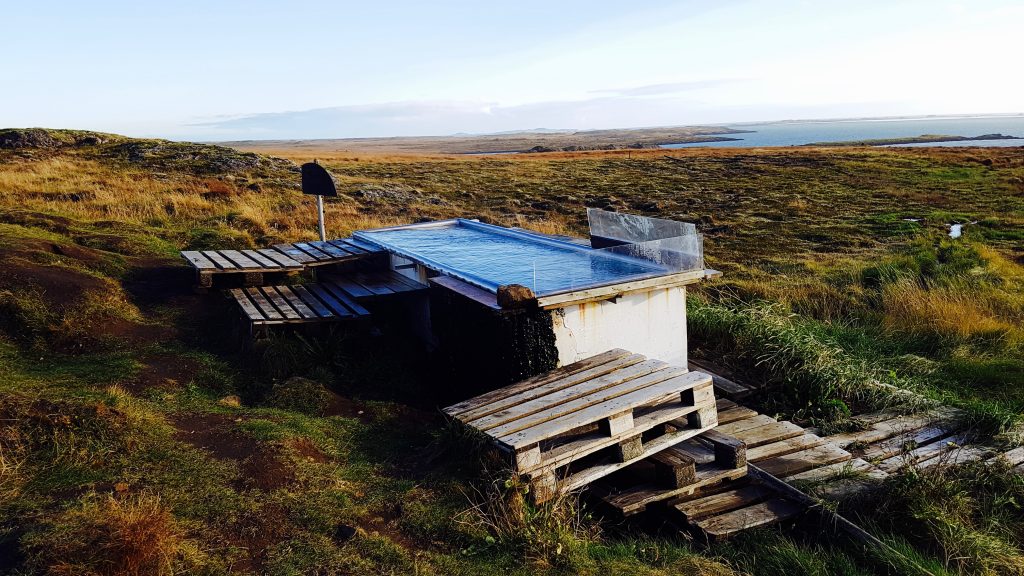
[[323, 270, 428, 300], [180, 237, 383, 280], [228, 283, 371, 328], [443, 350, 719, 503]]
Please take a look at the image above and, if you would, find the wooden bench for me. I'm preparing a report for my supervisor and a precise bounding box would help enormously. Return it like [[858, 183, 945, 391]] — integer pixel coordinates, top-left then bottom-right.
[[444, 349, 719, 503], [182, 238, 384, 287]]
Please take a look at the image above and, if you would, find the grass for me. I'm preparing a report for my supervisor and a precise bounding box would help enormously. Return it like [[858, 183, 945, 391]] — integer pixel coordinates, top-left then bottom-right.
[[0, 128, 1022, 574]]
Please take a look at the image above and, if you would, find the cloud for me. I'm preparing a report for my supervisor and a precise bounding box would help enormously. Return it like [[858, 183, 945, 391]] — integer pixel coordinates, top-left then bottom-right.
[[189, 93, 732, 140], [590, 79, 743, 97]]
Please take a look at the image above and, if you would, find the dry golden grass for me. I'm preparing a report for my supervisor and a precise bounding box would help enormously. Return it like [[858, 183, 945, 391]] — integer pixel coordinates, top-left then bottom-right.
[[882, 278, 1023, 345], [27, 493, 187, 576]]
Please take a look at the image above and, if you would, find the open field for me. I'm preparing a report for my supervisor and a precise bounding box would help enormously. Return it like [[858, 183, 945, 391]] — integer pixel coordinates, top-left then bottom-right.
[[1, 128, 1023, 574]]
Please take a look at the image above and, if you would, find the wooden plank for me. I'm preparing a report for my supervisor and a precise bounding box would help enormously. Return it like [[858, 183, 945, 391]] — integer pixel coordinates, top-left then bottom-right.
[[731, 421, 804, 448], [716, 406, 758, 425], [257, 248, 302, 268], [259, 287, 301, 320], [988, 446, 1024, 467], [701, 429, 747, 469], [244, 287, 282, 320], [241, 249, 280, 268], [380, 271, 428, 292], [675, 485, 775, 521], [670, 440, 717, 465], [716, 398, 737, 411], [228, 288, 265, 321], [272, 243, 316, 264], [202, 250, 238, 270], [534, 397, 715, 474], [748, 434, 827, 462], [696, 498, 802, 538], [785, 458, 882, 483], [431, 276, 501, 310], [604, 464, 749, 515], [689, 361, 752, 398], [472, 361, 680, 433], [181, 250, 217, 270], [306, 283, 355, 318], [536, 269, 707, 310], [917, 445, 988, 469], [348, 272, 396, 296], [329, 275, 377, 299], [549, 420, 716, 495], [446, 350, 641, 421], [828, 413, 939, 448], [275, 286, 318, 319], [859, 423, 959, 461], [318, 282, 372, 316], [343, 237, 384, 253], [500, 371, 712, 449], [309, 240, 352, 259], [219, 249, 263, 269], [715, 415, 777, 436], [293, 242, 333, 261], [291, 285, 334, 318], [328, 238, 365, 254], [877, 433, 970, 473], [758, 444, 851, 478]]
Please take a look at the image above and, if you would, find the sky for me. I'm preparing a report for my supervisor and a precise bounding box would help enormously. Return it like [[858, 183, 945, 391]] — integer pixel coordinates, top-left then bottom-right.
[[2, 0, 1022, 141]]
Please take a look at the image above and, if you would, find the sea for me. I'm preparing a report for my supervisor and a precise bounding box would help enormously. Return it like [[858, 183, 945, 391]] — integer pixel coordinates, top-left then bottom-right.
[[661, 115, 1024, 148]]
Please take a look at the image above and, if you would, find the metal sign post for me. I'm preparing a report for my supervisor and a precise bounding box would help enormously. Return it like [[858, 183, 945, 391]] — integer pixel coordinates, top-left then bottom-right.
[[301, 160, 338, 242]]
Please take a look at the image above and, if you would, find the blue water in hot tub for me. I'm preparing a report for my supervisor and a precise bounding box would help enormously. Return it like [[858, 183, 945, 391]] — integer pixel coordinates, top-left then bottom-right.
[[355, 220, 668, 297]]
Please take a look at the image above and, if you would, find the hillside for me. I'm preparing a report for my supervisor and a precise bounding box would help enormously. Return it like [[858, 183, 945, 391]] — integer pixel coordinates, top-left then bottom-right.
[[1, 128, 1024, 575]]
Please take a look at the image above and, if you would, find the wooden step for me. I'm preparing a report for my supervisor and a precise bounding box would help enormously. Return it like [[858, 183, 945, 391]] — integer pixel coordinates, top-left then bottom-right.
[[600, 461, 748, 516], [758, 443, 852, 478], [693, 498, 803, 540], [731, 420, 805, 448], [674, 484, 774, 521]]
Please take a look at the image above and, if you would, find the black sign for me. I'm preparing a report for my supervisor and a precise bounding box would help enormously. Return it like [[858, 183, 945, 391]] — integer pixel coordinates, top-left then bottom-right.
[[301, 162, 338, 197]]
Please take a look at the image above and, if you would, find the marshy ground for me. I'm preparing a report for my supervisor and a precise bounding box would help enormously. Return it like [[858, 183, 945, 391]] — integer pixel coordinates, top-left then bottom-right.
[[1, 128, 1022, 575]]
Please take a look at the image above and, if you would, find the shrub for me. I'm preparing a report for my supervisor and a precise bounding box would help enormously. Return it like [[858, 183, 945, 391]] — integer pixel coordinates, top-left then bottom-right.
[[267, 377, 331, 416], [23, 493, 186, 576]]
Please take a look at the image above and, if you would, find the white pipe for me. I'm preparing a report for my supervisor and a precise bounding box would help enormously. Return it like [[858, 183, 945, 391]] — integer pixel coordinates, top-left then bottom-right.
[[316, 195, 326, 241]]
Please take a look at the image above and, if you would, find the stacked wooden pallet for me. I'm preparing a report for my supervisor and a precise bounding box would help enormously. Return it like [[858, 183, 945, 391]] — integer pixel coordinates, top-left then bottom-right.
[[596, 428, 748, 517], [181, 238, 383, 287], [443, 349, 719, 504]]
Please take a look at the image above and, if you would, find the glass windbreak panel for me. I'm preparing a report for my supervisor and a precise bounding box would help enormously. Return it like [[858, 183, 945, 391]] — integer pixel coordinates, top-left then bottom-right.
[[355, 220, 670, 297], [595, 234, 704, 272], [587, 208, 697, 246]]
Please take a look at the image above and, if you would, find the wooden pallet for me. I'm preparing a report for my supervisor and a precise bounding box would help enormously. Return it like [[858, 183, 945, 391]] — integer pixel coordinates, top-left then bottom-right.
[[181, 238, 383, 287], [444, 349, 719, 503], [226, 270, 426, 336], [228, 284, 370, 334], [322, 270, 429, 300], [597, 429, 748, 516]]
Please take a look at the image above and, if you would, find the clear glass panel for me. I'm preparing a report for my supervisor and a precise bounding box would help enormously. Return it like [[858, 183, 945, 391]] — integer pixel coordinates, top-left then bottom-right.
[[587, 208, 697, 244]]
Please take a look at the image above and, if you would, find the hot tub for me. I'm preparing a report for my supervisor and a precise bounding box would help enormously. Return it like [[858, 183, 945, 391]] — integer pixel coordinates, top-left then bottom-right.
[[354, 216, 715, 389]]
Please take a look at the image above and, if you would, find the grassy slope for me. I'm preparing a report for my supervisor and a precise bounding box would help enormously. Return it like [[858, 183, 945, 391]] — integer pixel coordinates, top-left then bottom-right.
[[1, 128, 1023, 574]]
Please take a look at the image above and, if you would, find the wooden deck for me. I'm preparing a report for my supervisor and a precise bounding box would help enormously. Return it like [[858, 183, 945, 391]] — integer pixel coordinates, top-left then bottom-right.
[[182, 238, 383, 287], [444, 349, 719, 503], [227, 269, 427, 336]]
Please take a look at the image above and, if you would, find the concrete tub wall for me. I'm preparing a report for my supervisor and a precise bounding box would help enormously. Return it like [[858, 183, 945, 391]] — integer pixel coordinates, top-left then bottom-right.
[[550, 286, 688, 367]]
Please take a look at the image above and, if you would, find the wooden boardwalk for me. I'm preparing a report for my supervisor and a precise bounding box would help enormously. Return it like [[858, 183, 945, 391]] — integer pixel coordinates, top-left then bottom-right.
[[182, 238, 383, 286]]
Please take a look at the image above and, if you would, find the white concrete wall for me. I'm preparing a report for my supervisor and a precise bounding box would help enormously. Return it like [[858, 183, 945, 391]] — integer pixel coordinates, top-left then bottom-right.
[[550, 286, 688, 367]]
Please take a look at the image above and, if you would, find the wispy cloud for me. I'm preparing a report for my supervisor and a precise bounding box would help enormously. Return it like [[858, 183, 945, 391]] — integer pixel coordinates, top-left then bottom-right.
[[590, 79, 743, 97], [190, 93, 731, 140]]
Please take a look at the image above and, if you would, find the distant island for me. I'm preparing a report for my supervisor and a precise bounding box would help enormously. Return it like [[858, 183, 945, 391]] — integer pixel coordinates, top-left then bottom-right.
[[804, 133, 1023, 147]]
